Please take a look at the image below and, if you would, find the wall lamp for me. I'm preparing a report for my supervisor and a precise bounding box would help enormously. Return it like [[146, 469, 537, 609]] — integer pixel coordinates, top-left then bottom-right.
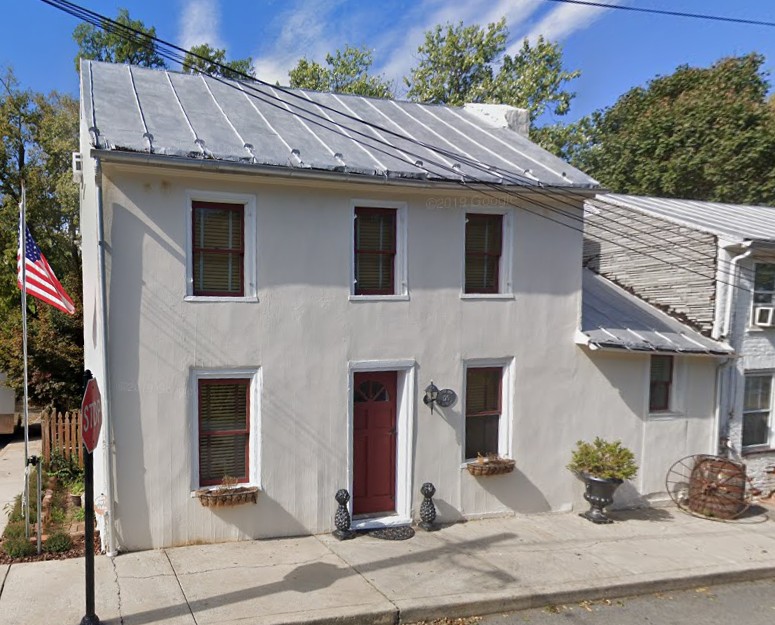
[[423, 381, 457, 413]]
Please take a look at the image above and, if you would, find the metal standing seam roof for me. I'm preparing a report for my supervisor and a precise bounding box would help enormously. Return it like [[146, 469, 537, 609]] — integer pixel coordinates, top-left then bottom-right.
[[580, 270, 732, 355], [593, 193, 775, 242], [80, 60, 599, 189]]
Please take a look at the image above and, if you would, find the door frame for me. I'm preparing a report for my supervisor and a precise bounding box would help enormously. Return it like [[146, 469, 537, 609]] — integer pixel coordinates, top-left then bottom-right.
[[348, 359, 415, 529]]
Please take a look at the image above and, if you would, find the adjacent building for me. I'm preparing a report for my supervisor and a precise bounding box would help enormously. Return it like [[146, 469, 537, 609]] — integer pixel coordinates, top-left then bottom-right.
[[585, 193, 775, 498]]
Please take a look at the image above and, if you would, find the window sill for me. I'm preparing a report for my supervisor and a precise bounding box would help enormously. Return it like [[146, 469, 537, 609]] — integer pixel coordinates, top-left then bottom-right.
[[741, 446, 775, 456], [647, 410, 685, 419], [349, 294, 409, 302], [190, 483, 260, 496], [460, 293, 515, 301], [184, 295, 259, 303]]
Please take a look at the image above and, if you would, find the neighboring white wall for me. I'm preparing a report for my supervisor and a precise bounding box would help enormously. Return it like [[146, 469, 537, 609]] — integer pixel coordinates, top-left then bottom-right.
[[572, 350, 718, 510]]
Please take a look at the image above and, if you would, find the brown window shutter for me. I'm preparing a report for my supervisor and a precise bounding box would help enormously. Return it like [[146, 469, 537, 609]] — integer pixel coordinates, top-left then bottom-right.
[[198, 379, 250, 485], [354, 207, 396, 295], [465, 214, 502, 294], [465, 367, 501, 458], [193, 201, 245, 296]]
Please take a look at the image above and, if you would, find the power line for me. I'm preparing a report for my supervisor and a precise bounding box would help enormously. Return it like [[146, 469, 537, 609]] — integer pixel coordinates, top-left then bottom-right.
[[543, 0, 775, 28], [40, 0, 759, 295]]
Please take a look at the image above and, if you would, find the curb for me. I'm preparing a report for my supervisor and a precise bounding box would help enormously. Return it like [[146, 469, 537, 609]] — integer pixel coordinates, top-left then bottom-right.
[[396, 563, 775, 624]]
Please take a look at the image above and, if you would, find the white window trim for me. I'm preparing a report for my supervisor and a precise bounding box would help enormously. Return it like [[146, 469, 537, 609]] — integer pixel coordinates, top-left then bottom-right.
[[460, 206, 514, 299], [749, 262, 775, 329], [189, 367, 262, 493], [347, 359, 416, 530], [184, 190, 258, 302], [461, 357, 514, 464], [742, 371, 775, 451], [646, 354, 685, 418], [349, 199, 408, 301]]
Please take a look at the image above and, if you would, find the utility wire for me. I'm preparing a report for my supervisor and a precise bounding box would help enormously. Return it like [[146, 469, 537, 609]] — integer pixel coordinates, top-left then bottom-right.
[[40, 0, 759, 294], [544, 0, 775, 28]]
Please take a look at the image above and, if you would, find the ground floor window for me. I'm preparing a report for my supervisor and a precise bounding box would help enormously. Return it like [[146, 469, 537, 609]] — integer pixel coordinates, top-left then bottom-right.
[[198, 378, 251, 486], [649, 355, 673, 412], [743, 373, 773, 449], [465, 367, 502, 459]]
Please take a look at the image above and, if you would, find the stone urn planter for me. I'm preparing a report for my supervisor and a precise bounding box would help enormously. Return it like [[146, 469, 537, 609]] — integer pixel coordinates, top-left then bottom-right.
[[567, 438, 638, 524], [579, 474, 623, 524]]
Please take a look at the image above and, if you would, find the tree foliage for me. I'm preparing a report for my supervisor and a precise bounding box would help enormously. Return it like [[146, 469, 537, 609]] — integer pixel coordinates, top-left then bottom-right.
[[289, 46, 393, 98], [182, 43, 255, 80], [404, 19, 580, 125], [581, 54, 775, 204], [0, 69, 82, 409], [73, 7, 166, 72]]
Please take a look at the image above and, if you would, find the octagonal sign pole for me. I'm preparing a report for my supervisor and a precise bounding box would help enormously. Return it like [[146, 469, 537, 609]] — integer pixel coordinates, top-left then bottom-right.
[[80, 370, 101, 625]]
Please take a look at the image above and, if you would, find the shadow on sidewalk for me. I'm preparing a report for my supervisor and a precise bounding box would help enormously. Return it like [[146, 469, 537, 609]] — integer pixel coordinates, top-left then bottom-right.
[[99, 532, 518, 624]]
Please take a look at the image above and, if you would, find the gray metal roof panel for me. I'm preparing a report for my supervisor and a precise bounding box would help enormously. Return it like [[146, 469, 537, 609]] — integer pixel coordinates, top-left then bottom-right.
[[597, 194, 775, 242], [82, 60, 600, 187], [581, 270, 732, 355]]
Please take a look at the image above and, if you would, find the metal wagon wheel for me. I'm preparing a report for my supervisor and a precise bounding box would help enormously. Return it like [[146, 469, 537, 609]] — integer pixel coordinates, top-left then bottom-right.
[[665, 454, 751, 521]]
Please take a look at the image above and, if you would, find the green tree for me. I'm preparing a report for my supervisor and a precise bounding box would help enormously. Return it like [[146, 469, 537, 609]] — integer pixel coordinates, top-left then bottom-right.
[[289, 46, 393, 98], [0, 70, 82, 409], [182, 43, 255, 80], [405, 19, 580, 125], [583, 54, 775, 204], [73, 7, 166, 71]]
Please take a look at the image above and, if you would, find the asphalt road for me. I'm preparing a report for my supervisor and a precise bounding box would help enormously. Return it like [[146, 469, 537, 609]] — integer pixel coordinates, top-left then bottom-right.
[[471, 578, 775, 624]]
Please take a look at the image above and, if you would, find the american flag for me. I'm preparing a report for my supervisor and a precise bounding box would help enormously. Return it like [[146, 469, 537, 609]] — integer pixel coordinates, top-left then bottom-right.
[[17, 225, 75, 315]]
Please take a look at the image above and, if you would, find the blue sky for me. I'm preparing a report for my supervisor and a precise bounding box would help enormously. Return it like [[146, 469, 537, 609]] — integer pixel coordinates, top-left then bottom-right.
[[2, 1, 774, 123]]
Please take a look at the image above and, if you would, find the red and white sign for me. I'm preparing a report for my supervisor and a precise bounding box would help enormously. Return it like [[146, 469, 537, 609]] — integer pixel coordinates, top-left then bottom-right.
[[81, 378, 103, 454]]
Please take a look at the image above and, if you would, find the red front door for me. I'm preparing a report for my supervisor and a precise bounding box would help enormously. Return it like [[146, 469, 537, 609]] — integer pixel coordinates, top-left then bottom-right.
[[353, 371, 397, 516]]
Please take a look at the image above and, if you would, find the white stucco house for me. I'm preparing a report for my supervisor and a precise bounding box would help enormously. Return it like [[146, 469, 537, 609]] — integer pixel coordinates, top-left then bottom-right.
[[585, 193, 775, 498], [77, 61, 731, 553]]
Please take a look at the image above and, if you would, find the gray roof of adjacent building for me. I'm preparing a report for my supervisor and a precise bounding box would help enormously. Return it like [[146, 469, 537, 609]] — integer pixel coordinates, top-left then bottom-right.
[[580, 270, 732, 355], [80, 60, 598, 189], [593, 193, 775, 242]]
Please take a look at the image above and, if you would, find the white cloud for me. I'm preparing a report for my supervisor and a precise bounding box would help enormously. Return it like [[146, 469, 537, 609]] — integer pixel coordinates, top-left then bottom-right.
[[520, 1, 619, 49], [179, 0, 223, 50], [251, 0, 346, 85]]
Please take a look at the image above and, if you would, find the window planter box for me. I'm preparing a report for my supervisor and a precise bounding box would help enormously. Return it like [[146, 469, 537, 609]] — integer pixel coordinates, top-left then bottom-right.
[[195, 486, 259, 507], [466, 457, 515, 476]]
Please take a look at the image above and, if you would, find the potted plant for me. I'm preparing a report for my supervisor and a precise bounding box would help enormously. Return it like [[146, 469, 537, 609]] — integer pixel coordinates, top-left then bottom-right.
[[195, 476, 259, 508], [567, 438, 638, 524]]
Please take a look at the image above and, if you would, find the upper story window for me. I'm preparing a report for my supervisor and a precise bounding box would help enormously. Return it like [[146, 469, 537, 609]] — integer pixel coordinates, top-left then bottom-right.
[[354, 207, 396, 295], [192, 201, 244, 296], [743, 373, 773, 449], [351, 201, 407, 299], [752, 263, 775, 327], [649, 355, 673, 412], [465, 214, 502, 294], [186, 193, 257, 302]]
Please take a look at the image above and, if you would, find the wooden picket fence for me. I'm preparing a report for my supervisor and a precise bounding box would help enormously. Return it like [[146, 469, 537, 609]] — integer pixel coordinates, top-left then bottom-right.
[[42, 409, 84, 468]]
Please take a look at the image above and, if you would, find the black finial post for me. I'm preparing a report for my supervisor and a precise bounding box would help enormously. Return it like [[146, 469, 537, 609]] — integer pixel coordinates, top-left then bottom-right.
[[333, 489, 355, 540], [419, 482, 439, 531]]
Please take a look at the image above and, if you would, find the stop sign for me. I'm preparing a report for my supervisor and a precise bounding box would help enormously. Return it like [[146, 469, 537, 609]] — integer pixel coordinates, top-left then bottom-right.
[[81, 378, 103, 453]]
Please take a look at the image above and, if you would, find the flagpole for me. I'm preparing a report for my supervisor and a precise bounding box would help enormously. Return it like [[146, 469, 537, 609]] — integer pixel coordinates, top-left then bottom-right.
[[20, 181, 30, 540]]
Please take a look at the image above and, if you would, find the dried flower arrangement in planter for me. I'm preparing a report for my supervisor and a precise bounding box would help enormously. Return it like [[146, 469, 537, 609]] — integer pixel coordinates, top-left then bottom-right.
[[466, 453, 516, 476], [195, 476, 259, 507]]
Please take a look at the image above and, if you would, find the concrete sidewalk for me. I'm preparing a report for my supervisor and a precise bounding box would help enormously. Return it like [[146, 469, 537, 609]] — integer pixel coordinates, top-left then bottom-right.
[[1, 505, 774, 625], [0, 433, 41, 536]]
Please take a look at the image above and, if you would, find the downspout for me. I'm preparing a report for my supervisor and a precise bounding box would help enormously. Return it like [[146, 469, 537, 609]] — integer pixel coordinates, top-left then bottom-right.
[[95, 158, 117, 557], [714, 244, 752, 460]]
